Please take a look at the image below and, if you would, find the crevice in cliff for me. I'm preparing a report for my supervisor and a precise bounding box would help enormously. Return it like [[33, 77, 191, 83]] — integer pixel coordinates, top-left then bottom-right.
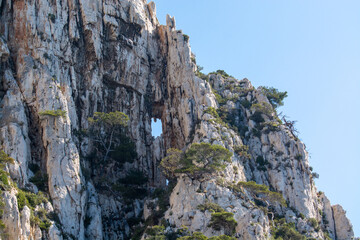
[[25, 104, 48, 188], [331, 206, 338, 240]]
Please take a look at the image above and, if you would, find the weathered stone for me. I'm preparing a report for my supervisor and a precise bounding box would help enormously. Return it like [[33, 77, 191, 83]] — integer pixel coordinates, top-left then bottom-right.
[[0, 0, 354, 239], [333, 205, 354, 240]]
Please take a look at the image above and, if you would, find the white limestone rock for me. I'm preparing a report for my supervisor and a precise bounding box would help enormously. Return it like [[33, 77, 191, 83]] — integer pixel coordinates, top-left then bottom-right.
[[332, 205, 354, 240]]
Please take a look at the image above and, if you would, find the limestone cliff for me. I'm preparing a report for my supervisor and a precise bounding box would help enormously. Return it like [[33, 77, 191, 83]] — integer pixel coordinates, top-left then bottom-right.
[[0, 0, 354, 239]]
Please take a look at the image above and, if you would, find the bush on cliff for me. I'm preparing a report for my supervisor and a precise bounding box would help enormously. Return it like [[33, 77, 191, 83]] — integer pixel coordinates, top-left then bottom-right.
[[208, 211, 237, 236], [87, 111, 137, 166], [259, 86, 287, 109], [160, 143, 232, 179]]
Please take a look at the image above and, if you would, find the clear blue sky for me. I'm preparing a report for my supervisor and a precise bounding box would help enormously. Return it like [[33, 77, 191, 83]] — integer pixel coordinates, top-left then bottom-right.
[[151, 0, 360, 236]]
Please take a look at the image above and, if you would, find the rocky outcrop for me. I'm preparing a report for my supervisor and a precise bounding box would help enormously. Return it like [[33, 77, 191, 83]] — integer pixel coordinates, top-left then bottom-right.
[[0, 0, 355, 239], [333, 205, 354, 240]]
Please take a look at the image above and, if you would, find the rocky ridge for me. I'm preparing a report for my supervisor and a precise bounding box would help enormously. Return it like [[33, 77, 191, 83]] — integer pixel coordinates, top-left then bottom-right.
[[0, 0, 355, 239]]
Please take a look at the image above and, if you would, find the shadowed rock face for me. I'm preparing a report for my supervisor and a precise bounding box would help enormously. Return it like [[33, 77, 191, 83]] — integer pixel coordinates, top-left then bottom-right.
[[0, 0, 354, 239]]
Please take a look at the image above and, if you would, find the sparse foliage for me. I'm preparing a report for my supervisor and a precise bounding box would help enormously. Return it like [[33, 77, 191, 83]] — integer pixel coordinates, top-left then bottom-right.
[[88, 111, 129, 162], [0, 150, 14, 167], [209, 70, 232, 78], [160, 143, 232, 179], [197, 201, 224, 213], [234, 145, 251, 159], [251, 102, 274, 116], [259, 86, 288, 109], [39, 109, 66, 118], [183, 34, 189, 42], [237, 181, 286, 207], [208, 211, 237, 235], [272, 222, 306, 240], [160, 148, 183, 179], [282, 115, 299, 138]]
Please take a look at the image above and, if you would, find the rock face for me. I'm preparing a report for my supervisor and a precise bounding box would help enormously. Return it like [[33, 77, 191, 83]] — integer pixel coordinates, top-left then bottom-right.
[[0, 0, 354, 239], [332, 205, 354, 240]]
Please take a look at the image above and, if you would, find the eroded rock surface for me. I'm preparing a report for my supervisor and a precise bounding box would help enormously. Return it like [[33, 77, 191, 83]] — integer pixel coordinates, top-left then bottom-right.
[[0, 0, 354, 239]]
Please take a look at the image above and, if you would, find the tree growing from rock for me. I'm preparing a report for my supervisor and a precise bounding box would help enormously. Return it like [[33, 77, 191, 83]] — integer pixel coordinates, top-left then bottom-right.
[[259, 86, 288, 109], [88, 111, 129, 162], [160, 143, 232, 180]]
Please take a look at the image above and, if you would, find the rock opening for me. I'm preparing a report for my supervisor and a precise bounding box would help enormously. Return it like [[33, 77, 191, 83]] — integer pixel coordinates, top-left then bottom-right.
[[151, 118, 162, 138]]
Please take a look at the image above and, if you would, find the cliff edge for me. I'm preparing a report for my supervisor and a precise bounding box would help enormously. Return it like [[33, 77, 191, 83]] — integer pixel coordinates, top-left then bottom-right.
[[0, 0, 354, 239]]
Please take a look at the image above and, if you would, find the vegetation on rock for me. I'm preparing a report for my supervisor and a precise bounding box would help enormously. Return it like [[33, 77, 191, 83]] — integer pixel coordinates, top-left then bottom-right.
[[161, 143, 232, 179], [209, 70, 233, 78], [0, 150, 14, 237], [39, 109, 66, 118], [87, 111, 135, 164], [208, 211, 237, 235], [235, 181, 286, 207], [234, 145, 251, 160], [251, 102, 274, 116], [259, 86, 288, 109], [272, 222, 306, 240], [197, 201, 223, 213]]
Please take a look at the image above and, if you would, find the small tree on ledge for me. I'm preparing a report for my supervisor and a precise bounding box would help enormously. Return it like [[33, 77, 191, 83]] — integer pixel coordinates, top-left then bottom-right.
[[160, 143, 232, 180], [88, 111, 129, 162]]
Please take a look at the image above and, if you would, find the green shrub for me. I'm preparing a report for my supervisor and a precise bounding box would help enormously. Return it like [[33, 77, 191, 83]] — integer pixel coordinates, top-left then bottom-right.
[[197, 201, 223, 213], [178, 232, 208, 240], [109, 134, 137, 165], [16, 189, 48, 211], [312, 172, 319, 179], [146, 225, 165, 236], [251, 102, 273, 116], [262, 122, 280, 133], [178, 232, 236, 240], [209, 70, 232, 78], [214, 93, 226, 106], [204, 107, 220, 118], [0, 172, 9, 189], [88, 111, 132, 164], [38, 219, 52, 230], [195, 65, 207, 80], [205, 106, 229, 127], [183, 34, 189, 42], [17, 190, 28, 211], [272, 223, 305, 240], [308, 218, 319, 230], [234, 145, 251, 159], [114, 169, 149, 203], [88, 111, 129, 127], [29, 208, 52, 232], [0, 151, 14, 166], [145, 225, 166, 240], [209, 236, 236, 240], [39, 109, 66, 118], [161, 143, 232, 179], [29, 171, 48, 192], [131, 226, 146, 240], [208, 211, 237, 235], [259, 86, 287, 109], [237, 181, 286, 206]]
